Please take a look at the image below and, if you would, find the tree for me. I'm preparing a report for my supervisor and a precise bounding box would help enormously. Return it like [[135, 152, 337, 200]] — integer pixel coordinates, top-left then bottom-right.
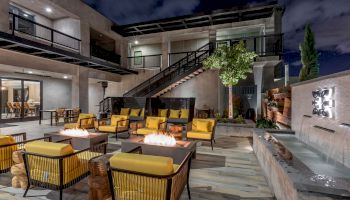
[[203, 41, 257, 119], [299, 24, 319, 81]]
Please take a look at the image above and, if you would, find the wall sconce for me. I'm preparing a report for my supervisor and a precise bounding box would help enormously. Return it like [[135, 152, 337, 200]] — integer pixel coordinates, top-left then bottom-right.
[[312, 87, 335, 118]]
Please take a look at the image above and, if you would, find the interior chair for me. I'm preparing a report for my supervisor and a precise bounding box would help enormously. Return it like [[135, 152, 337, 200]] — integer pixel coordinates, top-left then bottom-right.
[[64, 113, 96, 129], [135, 116, 167, 135], [108, 148, 192, 200], [22, 140, 106, 200], [0, 132, 52, 174], [6, 102, 15, 118], [13, 102, 21, 117], [186, 118, 217, 150], [55, 108, 66, 125], [24, 102, 36, 116], [97, 115, 130, 140], [65, 107, 81, 123]]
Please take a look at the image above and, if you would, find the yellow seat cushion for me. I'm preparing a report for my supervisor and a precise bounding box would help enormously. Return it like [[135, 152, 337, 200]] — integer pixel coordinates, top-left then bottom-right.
[[136, 128, 158, 135], [196, 121, 210, 132], [169, 109, 180, 118], [110, 153, 174, 176], [110, 115, 129, 127], [64, 123, 78, 129], [25, 141, 74, 156], [0, 136, 17, 171], [187, 131, 212, 140], [120, 108, 130, 115], [158, 109, 168, 117], [180, 109, 189, 119], [99, 125, 128, 133], [130, 109, 141, 117]]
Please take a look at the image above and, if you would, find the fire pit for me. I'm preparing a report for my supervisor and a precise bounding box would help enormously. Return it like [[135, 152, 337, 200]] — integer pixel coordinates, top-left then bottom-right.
[[44, 129, 108, 150], [121, 135, 197, 164]]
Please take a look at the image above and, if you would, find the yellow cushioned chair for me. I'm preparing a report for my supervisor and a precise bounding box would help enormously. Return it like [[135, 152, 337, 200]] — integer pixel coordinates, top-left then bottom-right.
[[97, 115, 129, 140], [120, 108, 130, 115], [108, 150, 192, 200], [23, 140, 105, 200], [136, 117, 167, 135], [64, 113, 96, 129], [186, 118, 217, 150], [0, 135, 17, 173]]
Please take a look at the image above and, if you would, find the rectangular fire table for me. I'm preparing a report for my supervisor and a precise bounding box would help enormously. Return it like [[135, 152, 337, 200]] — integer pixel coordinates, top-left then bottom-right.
[[121, 136, 196, 164], [44, 132, 108, 150]]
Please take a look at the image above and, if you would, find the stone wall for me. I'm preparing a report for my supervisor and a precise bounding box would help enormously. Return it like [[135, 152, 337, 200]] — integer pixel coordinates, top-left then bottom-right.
[[291, 70, 350, 168]]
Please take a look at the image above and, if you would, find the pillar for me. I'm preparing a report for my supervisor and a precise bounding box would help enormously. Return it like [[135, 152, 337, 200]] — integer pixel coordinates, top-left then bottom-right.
[[0, 0, 9, 33], [80, 21, 90, 57], [253, 63, 265, 119], [72, 67, 89, 113], [161, 33, 170, 69], [273, 7, 283, 34]]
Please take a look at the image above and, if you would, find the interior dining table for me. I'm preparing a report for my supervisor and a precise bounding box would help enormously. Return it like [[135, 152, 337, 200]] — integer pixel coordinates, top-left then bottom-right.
[[39, 108, 75, 126]]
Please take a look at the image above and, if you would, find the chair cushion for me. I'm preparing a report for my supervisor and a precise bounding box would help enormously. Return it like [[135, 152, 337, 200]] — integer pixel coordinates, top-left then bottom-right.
[[147, 118, 159, 129], [25, 141, 74, 156], [180, 109, 189, 119], [110, 153, 174, 176], [158, 109, 168, 117], [77, 113, 95, 127], [136, 128, 158, 135], [64, 123, 78, 129], [0, 135, 16, 146], [192, 119, 216, 132], [0, 136, 17, 171], [130, 109, 141, 117], [99, 125, 128, 133], [187, 131, 212, 140], [120, 108, 130, 115], [169, 109, 180, 118], [110, 115, 128, 127], [196, 121, 210, 132]]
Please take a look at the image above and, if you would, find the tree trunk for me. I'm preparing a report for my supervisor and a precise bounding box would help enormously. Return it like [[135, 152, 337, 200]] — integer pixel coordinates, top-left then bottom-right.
[[228, 85, 233, 119]]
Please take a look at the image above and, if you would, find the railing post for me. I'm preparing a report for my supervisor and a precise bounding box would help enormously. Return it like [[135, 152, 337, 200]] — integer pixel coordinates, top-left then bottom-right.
[[254, 37, 257, 54], [12, 14, 15, 35], [51, 30, 54, 47]]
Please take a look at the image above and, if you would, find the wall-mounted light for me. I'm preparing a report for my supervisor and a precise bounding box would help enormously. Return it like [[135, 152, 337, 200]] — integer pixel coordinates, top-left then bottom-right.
[[312, 87, 335, 118]]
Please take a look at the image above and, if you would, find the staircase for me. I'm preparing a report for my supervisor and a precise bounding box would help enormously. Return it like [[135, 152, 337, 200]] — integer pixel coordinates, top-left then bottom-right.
[[123, 42, 213, 97]]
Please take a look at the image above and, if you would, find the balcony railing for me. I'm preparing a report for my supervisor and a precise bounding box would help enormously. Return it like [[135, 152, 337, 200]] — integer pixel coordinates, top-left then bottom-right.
[[90, 44, 120, 64], [127, 54, 162, 70], [9, 12, 81, 52]]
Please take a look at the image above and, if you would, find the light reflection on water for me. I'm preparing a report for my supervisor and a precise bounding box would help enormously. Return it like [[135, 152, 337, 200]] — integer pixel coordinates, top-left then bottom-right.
[[310, 174, 336, 187]]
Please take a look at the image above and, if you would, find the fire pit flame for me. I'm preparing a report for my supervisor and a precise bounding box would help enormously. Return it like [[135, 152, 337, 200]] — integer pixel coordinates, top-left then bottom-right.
[[144, 134, 176, 147], [60, 129, 90, 137]]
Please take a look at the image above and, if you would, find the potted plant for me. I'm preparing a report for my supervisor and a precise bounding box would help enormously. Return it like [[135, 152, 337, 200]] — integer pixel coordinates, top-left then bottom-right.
[[203, 41, 257, 119]]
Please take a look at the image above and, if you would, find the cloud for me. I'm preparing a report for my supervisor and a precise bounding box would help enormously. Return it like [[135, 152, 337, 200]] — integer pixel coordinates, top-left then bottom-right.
[[86, 0, 200, 25], [281, 0, 350, 54]]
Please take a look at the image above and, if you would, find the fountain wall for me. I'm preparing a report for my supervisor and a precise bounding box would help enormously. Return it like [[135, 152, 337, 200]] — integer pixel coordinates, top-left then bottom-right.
[[291, 70, 350, 168]]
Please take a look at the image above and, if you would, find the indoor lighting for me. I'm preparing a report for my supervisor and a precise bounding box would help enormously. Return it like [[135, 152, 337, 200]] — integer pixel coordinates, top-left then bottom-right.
[[1, 86, 6, 91], [134, 40, 139, 44], [28, 71, 33, 74], [45, 7, 52, 13], [63, 75, 68, 79]]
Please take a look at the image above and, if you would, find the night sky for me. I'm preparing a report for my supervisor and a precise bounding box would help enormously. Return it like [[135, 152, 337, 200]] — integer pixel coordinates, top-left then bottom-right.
[[84, 0, 350, 77]]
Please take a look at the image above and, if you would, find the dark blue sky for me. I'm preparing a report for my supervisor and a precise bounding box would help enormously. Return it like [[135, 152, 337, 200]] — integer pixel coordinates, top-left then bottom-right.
[[84, 0, 350, 77]]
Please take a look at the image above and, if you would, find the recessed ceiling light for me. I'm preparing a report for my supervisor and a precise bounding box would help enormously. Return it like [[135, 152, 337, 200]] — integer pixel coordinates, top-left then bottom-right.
[[45, 7, 52, 13], [23, 13, 28, 17], [134, 40, 139, 44], [28, 71, 33, 74], [63, 75, 68, 79]]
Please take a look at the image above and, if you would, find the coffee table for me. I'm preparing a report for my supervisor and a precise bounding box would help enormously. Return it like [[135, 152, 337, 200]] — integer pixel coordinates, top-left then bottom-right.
[[121, 136, 196, 164], [44, 132, 108, 150]]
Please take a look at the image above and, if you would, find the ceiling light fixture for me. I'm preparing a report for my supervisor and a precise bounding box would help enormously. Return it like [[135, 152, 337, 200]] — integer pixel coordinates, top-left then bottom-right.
[[28, 71, 33, 74], [45, 7, 52, 13], [134, 40, 139, 45], [23, 13, 28, 17], [63, 75, 68, 79]]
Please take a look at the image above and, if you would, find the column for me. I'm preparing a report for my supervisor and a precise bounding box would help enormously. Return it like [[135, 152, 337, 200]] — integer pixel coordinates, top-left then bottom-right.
[[80, 21, 90, 57], [253, 63, 265, 119], [72, 67, 89, 113], [161, 33, 170, 69], [273, 7, 283, 34], [0, 0, 9, 33]]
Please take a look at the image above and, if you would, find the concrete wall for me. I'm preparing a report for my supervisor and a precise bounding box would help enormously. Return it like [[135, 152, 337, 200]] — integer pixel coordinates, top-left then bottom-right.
[[291, 70, 350, 168], [162, 70, 220, 111], [169, 38, 208, 65]]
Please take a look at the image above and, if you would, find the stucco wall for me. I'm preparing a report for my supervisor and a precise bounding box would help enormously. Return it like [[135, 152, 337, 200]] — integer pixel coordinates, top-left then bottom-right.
[[162, 70, 220, 111], [291, 70, 350, 168]]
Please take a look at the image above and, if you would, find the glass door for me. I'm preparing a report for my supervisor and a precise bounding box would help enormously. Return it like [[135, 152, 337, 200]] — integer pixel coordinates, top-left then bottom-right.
[[0, 78, 42, 122]]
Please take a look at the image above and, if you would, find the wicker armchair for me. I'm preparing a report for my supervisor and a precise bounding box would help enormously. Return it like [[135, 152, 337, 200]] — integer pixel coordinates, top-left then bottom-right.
[[64, 113, 96, 129], [55, 108, 66, 125], [108, 147, 192, 200], [96, 115, 130, 140], [22, 140, 107, 200], [186, 118, 217, 150], [0, 132, 52, 174], [135, 117, 167, 135]]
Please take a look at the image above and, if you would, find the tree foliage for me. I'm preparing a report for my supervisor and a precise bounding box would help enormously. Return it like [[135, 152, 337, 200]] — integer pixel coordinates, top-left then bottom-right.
[[299, 24, 319, 81], [203, 41, 257, 86]]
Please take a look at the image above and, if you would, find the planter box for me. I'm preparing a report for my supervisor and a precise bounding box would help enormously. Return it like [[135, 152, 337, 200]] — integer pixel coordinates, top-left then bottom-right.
[[215, 119, 255, 137]]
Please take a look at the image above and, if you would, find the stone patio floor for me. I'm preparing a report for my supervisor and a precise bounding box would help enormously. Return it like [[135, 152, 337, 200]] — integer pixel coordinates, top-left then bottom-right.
[[0, 120, 274, 200]]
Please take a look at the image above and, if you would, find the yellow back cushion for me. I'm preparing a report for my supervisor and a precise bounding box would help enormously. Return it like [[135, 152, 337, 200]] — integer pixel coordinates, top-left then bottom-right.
[[180, 109, 189, 119], [78, 113, 95, 125], [158, 109, 168, 117], [147, 118, 159, 129], [110, 153, 174, 176], [169, 109, 180, 118], [0, 135, 16, 146], [130, 109, 141, 117], [120, 108, 130, 115], [111, 115, 129, 127], [192, 119, 216, 132]]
